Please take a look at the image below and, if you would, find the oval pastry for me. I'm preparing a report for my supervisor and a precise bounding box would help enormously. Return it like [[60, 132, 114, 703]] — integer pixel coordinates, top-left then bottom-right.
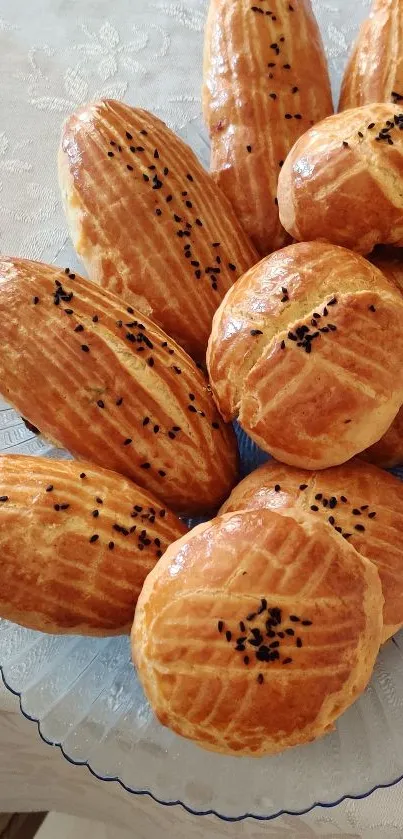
[[339, 0, 403, 111], [0, 455, 187, 636], [207, 242, 403, 469], [0, 258, 238, 515], [221, 458, 403, 641], [278, 103, 403, 254], [132, 507, 382, 756], [202, 0, 333, 255], [59, 100, 258, 361]]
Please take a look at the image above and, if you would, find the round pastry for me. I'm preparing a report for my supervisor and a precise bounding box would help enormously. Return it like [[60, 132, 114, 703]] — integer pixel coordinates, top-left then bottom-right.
[[277, 103, 403, 254], [207, 242, 403, 469], [221, 458, 403, 641], [132, 507, 382, 757]]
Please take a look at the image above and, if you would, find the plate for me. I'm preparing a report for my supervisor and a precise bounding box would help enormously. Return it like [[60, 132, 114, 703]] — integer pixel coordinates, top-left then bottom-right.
[[2, 0, 403, 823]]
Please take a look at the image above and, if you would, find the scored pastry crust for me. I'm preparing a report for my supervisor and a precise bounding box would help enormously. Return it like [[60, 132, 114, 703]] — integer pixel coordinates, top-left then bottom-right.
[[339, 0, 403, 111], [59, 99, 258, 361], [207, 242, 403, 469], [0, 257, 238, 515], [202, 0, 333, 256], [363, 253, 403, 466], [0, 455, 186, 636], [278, 103, 403, 254], [132, 507, 383, 757], [221, 458, 403, 641]]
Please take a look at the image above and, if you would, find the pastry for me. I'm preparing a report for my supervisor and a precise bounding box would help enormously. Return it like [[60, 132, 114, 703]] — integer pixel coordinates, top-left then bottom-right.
[[277, 103, 403, 254], [0, 455, 186, 636], [221, 458, 403, 641], [59, 99, 258, 361], [339, 0, 403, 111], [207, 242, 403, 469], [132, 507, 382, 756], [362, 253, 403, 466], [0, 257, 238, 515], [202, 0, 333, 255]]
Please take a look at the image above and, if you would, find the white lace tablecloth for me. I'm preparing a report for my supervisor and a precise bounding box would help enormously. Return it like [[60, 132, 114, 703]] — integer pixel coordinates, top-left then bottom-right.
[[1, 0, 403, 835]]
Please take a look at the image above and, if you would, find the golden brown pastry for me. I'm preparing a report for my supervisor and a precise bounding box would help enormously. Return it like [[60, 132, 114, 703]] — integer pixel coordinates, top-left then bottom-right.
[[0, 257, 238, 515], [207, 242, 403, 469], [132, 507, 382, 757], [59, 100, 258, 361], [202, 0, 333, 256], [339, 0, 403, 111], [0, 455, 186, 636], [361, 252, 403, 466], [277, 103, 403, 254], [221, 458, 403, 641]]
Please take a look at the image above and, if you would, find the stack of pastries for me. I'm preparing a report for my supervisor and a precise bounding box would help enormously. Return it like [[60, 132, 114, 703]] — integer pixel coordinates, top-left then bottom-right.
[[2, 0, 403, 759]]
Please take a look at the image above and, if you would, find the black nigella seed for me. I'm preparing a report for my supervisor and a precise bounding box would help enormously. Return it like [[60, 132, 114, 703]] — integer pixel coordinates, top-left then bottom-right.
[[274, 484, 281, 492], [226, 630, 232, 642], [108, 151, 114, 157], [0, 496, 9, 503], [108, 541, 114, 550], [217, 620, 223, 633], [290, 615, 300, 622], [97, 400, 105, 409], [228, 263, 236, 271], [80, 473, 86, 479], [46, 485, 53, 492], [247, 612, 257, 622], [155, 208, 162, 215], [280, 340, 286, 349], [164, 167, 169, 175], [141, 462, 151, 469], [257, 674, 264, 684], [368, 511, 376, 518], [240, 621, 246, 633], [329, 497, 337, 509], [127, 164, 133, 171], [352, 509, 361, 515], [310, 505, 319, 512], [244, 655, 250, 665], [285, 628, 294, 636], [361, 505, 369, 511], [299, 484, 308, 490], [116, 397, 123, 406], [92, 510, 99, 518], [154, 425, 159, 434], [250, 329, 263, 336], [147, 358, 154, 367], [341, 495, 348, 503], [173, 366, 182, 374], [369, 305, 376, 312], [96, 497, 103, 505], [136, 146, 145, 152], [124, 438, 132, 446], [315, 493, 323, 501], [143, 174, 149, 182], [33, 296, 39, 305], [81, 345, 90, 353], [355, 524, 365, 532], [301, 620, 312, 626], [143, 417, 150, 426], [126, 131, 132, 140], [270, 93, 277, 100], [168, 431, 175, 439], [283, 658, 292, 665], [89, 534, 99, 543], [92, 315, 99, 323], [335, 526, 342, 533], [188, 405, 197, 413], [166, 195, 173, 202], [55, 503, 61, 512], [246, 145, 252, 152], [328, 516, 335, 526], [74, 324, 84, 333]]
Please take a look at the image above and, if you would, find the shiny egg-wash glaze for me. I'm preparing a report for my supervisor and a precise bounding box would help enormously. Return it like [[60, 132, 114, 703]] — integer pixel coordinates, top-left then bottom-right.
[[278, 104, 403, 254], [221, 458, 403, 641], [0, 456, 187, 636], [59, 100, 258, 362], [132, 508, 382, 756], [207, 243, 403, 469], [202, 0, 333, 256], [363, 254, 403, 466], [339, 0, 403, 111], [0, 258, 238, 516]]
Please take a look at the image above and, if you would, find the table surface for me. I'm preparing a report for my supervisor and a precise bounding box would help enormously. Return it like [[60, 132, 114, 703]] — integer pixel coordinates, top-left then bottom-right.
[[1, 0, 403, 835]]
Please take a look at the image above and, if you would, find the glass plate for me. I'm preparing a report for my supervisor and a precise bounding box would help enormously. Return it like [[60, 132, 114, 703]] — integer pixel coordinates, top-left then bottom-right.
[[2, 0, 403, 823]]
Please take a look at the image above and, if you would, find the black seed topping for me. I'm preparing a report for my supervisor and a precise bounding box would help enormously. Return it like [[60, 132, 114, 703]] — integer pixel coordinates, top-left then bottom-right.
[[368, 511, 376, 519], [0, 496, 9, 503], [226, 630, 232, 642], [92, 510, 99, 518], [274, 484, 281, 492], [299, 483, 308, 490], [89, 534, 99, 543], [369, 305, 376, 312], [108, 541, 114, 550], [218, 620, 224, 633], [285, 628, 294, 636], [290, 615, 300, 622], [97, 400, 105, 409], [123, 438, 132, 446], [81, 345, 90, 353], [283, 658, 292, 665], [355, 524, 366, 532]]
